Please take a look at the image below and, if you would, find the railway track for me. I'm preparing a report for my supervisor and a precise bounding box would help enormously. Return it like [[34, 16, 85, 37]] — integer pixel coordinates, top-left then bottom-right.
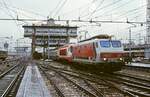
[[39, 66, 99, 97], [103, 72, 150, 97], [113, 72, 150, 86], [38, 61, 150, 97], [39, 63, 133, 97], [0, 62, 25, 97], [0, 58, 21, 64], [124, 65, 150, 72], [0, 58, 24, 75]]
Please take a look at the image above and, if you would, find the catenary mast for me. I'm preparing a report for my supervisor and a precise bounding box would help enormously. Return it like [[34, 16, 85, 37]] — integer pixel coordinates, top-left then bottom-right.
[[147, 0, 150, 44]]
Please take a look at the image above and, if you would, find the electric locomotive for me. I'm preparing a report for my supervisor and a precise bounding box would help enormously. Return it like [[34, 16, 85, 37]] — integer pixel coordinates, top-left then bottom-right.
[[50, 35, 125, 72]]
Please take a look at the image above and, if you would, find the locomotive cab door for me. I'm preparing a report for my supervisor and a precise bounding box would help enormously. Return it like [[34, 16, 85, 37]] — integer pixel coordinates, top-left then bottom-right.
[[94, 41, 100, 62]]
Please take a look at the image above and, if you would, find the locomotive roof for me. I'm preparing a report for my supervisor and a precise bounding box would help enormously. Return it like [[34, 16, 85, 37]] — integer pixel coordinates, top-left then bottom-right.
[[58, 38, 121, 49], [79, 34, 111, 43], [76, 38, 109, 45], [59, 43, 75, 48]]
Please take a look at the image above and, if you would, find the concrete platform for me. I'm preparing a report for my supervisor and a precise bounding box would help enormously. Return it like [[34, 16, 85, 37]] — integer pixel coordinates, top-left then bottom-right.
[[16, 64, 51, 97], [127, 63, 150, 68]]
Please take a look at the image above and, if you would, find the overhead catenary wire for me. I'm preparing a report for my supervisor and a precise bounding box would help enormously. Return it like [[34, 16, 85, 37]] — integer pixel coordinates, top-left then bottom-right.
[[49, 0, 63, 17], [93, 4, 146, 21], [1, 0, 16, 19], [60, 0, 99, 19], [129, 12, 146, 21], [115, 23, 146, 33], [59, 0, 101, 19], [93, 0, 137, 19], [80, 0, 124, 19], [0, 0, 146, 40], [53, 0, 68, 17], [0, 1, 46, 18], [127, 10, 146, 20], [0, 0, 21, 29], [0, 0, 48, 25], [0, 18, 146, 25], [0, 4, 35, 20], [59, 0, 145, 24], [109, 25, 146, 42], [60, 3, 90, 17], [0, 2, 46, 25], [0, 0, 23, 38], [113, 6, 146, 21], [115, 5, 146, 18], [11, 6, 46, 18], [88, 0, 105, 19]]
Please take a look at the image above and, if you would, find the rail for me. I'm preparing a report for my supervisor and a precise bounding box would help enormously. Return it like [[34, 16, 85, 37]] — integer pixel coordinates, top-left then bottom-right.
[[37, 61, 150, 97], [39, 66, 65, 97], [39, 65, 98, 97], [40, 64, 132, 97], [1, 66, 25, 97]]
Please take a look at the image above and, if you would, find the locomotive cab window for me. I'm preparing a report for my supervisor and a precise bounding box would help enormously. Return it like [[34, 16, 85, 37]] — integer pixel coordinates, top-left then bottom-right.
[[100, 40, 110, 47], [111, 40, 121, 47]]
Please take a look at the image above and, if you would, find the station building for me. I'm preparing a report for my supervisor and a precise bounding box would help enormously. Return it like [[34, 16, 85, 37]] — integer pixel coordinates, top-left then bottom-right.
[[22, 19, 78, 58], [14, 46, 29, 56]]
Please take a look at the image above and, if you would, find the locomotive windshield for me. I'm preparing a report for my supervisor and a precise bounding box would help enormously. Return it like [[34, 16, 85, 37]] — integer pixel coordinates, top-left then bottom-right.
[[111, 40, 121, 47], [100, 40, 110, 47], [99, 40, 121, 48]]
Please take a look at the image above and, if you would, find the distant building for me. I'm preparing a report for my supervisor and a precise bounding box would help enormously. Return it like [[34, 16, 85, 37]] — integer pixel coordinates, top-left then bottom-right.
[[123, 43, 150, 59], [23, 19, 78, 57], [144, 48, 150, 59], [23, 19, 77, 47], [14, 46, 29, 56]]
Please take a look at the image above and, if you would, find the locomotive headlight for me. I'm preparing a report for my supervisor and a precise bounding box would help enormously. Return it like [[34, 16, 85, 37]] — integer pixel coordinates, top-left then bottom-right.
[[103, 58, 107, 61], [119, 58, 123, 61]]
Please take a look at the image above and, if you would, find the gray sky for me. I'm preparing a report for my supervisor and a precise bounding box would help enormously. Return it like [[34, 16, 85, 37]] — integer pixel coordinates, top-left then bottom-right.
[[0, 0, 147, 44]]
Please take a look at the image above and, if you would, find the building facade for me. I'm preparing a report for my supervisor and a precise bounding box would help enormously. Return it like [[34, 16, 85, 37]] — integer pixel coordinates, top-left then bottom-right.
[[23, 19, 78, 57], [23, 25, 77, 46]]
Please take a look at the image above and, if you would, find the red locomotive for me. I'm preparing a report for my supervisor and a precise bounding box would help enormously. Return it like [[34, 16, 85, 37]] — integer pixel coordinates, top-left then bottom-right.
[[50, 35, 125, 72]]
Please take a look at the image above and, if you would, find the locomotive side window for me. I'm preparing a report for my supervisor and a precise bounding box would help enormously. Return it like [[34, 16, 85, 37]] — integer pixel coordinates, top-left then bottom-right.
[[100, 40, 110, 47], [111, 40, 121, 47], [60, 49, 67, 55]]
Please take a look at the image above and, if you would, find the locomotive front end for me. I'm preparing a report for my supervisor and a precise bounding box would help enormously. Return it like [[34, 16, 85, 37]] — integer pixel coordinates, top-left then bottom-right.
[[96, 40, 125, 72]]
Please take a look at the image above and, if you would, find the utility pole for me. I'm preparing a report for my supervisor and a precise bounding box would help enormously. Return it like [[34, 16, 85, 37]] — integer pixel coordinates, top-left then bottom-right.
[[43, 35, 45, 60], [129, 29, 132, 58], [17, 39, 19, 56], [31, 24, 36, 59], [48, 28, 50, 59], [146, 0, 150, 60], [66, 20, 69, 43], [127, 21, 136, 61], [138, 33, 142, 45], [84, 31, 87, 40], [78, 30, 88, 41], [147, 0, 150, 44]]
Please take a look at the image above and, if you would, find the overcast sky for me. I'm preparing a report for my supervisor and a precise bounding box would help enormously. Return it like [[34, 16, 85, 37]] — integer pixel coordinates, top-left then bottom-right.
[[0, 0, 147, 45]]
